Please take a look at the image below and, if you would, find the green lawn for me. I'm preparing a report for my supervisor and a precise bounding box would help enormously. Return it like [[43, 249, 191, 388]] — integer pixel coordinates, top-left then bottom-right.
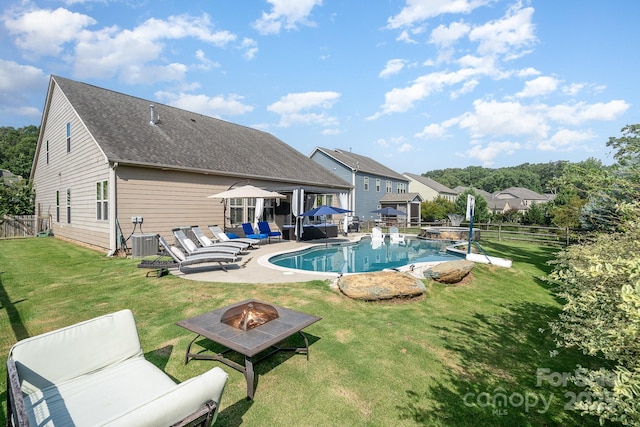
[[0, 237, 604, 426]]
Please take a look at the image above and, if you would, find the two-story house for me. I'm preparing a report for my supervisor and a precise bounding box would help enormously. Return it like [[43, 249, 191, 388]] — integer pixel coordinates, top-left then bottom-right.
[[309, 148, 422, 225], [403, 173, 457, 203]]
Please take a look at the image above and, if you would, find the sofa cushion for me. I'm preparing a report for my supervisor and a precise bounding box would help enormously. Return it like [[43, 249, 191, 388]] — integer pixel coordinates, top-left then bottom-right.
[[22, 358, 175, 426], [20, 358, 228, 427], [102, 366, 228, 427], [10, 310, 142, 386]]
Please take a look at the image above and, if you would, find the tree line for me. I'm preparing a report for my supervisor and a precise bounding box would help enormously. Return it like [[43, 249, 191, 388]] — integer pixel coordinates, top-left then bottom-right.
[[0, 126, 38, 216]]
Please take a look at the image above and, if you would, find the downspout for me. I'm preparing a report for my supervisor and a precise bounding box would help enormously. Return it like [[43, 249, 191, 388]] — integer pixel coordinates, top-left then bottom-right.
[[107, 162, 118, 256]]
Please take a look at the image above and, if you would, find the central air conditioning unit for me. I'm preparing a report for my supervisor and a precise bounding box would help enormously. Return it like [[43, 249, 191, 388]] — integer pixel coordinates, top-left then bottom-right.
[[131, 233, 159, 258]]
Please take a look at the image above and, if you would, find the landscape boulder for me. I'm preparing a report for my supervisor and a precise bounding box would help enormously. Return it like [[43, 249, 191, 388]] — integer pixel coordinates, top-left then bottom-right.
[[338, 271, 426, 301], [423, 260, 475, 284]]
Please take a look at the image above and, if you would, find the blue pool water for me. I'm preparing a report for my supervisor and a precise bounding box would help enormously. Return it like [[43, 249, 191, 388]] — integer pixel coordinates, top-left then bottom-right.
[[269, 238, 464, 273]]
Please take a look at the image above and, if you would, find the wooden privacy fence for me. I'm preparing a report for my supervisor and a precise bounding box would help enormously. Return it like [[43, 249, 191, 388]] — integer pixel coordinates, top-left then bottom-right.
[[1, 215, 37, 238]]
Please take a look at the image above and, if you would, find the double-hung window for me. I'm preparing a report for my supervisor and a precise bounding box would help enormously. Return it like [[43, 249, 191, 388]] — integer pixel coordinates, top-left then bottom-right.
[[56, 191, 60, 222], [386, 180, 392, 193], [66, 122, 71, 153], [66, 188, 71, 224], [96, 180, 108, 220], [363, 176, 369, 191]]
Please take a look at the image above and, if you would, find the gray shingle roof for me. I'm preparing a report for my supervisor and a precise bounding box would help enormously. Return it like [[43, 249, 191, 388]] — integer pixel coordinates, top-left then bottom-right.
[[313, 147, 407, 181], [52, 76, 350, 189], [494, 187, 547, 200], [379, 192, 423, 203], [403, 173, 456, 194]]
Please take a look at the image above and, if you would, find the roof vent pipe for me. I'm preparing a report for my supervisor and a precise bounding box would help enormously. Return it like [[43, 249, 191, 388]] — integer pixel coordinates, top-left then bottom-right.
[[149, 105, 155, 126]]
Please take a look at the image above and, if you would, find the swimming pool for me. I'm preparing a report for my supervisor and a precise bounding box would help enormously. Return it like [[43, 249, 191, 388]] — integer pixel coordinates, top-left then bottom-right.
[[268, 238, 464, 274]]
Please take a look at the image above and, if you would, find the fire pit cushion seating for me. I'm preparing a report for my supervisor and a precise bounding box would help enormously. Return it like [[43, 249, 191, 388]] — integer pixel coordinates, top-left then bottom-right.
[[6, 309, 228, 427]]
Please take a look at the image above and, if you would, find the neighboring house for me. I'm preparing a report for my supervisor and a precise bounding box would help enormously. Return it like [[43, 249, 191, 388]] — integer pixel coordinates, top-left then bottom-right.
[[30, 76, 351, 254], [309, 147, 417, 223], [493, 187, 551, 213], [403, 173, 457, 203], [378, 192, 424, 225], [453, 186, 507, 214], [454, 186, 551, 214]]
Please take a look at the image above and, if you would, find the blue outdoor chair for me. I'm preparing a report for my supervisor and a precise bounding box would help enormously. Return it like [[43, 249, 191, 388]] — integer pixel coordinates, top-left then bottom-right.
[[241, 223, 268, 243], [258, 221, 282, 243]]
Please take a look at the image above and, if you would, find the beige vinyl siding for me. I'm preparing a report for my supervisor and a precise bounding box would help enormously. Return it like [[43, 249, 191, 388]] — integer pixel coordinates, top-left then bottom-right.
[[33, 82, 111, 249], [116, 166, 292, 244]]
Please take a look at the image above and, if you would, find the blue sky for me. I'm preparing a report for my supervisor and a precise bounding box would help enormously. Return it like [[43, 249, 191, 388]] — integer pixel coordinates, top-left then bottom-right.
[[1, 0, 638, 174]]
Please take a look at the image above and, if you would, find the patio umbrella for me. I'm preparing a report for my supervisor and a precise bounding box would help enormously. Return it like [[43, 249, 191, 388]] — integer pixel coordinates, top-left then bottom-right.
[[299, 205, 352, 239], [300, 205, 352, 217], [370, 207, 407, 216], [208, 185, 286, 231], [207, 184, 286, 200]]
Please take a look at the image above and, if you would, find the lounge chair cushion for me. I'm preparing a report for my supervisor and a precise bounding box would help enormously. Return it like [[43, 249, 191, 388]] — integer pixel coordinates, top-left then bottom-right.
[[182, 237, 199, 253], [170, 246, 187, 261], [9, 310, 228, 426]]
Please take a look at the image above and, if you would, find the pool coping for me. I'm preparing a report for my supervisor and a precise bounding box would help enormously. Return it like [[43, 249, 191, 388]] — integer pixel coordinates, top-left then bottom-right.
[[171, 234, 455, 284]]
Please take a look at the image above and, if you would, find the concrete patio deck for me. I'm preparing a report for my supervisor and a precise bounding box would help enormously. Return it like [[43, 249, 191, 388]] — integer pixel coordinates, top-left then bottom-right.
[[172, 235, 363, 283]]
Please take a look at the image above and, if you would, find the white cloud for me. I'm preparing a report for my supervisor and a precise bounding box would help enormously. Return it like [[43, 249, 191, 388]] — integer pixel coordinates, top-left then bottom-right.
[[398, 143, 414, 152], [155, 91, 254, 117], [458, 99, 549, 139], [468, 3, 536, 57], [463, 140, 522, 166], [561, 82, 585, 96], [4, 8, 240, 84], [450, 78, 479, 98], [516, 76, 560, 98], [429, 21, 470, 48], [546, 100, 630, 125], [415, 123, 449, 139], [517, 67, 541, 77], [240, 38, 259, 60], [253, 0, 323, 35], [379, 59, 407, 78], [71, 14, 235, 81], [376, 138, 390, 147], [368, 67, 480, 119], [396, 29, 418, 44], [4, 7, 96, 57], [0, 60, 47, 121], [195, 50, 220, 71], [268, 91, 340, 127], [538, 129, 596, 151], [387, 0, 491, 29]]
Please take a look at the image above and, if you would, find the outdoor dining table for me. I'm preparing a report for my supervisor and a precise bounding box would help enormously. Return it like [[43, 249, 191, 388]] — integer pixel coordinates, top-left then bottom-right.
[[176, 299, 322, 400]]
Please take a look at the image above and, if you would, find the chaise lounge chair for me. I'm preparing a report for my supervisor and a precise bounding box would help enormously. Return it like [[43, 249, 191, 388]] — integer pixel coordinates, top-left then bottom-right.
[[191, 225, 250, 251], [159, 235, 239, 272], [241, 223, 269, 243], [6, 309, 228, 427], [371, 226, 385, 243], [173, 228, 242, 256], [208, 225, 261, 247], [370, 227, 385, 249], [257, 221, 282, 243], [388, 226, 406, 244]]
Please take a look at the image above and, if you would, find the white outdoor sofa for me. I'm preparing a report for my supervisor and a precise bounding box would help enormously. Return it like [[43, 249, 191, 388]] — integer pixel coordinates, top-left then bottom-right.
[[6, 309, 228, 427]]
